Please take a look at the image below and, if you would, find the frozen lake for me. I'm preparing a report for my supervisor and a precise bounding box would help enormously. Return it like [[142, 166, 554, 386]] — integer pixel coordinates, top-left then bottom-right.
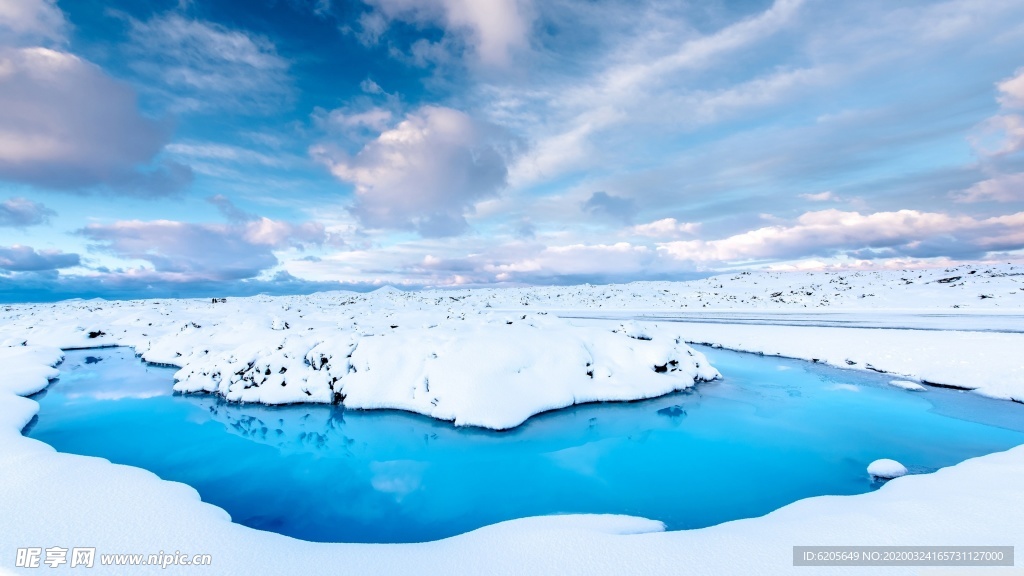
[[24, 346, 1024, 543]]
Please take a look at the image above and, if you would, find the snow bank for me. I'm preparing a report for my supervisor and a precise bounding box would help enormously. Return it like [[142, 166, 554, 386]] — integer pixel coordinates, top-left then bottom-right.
[[671, 322, 1024, 403], [868, 459, 909, 479]]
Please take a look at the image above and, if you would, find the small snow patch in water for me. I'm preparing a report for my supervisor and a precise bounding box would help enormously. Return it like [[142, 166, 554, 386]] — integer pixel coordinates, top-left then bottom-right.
[[868, 459, 908, 480]]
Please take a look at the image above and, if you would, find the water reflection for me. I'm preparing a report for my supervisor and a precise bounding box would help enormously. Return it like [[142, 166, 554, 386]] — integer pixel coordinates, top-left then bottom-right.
[[189, 383, 708, 459]]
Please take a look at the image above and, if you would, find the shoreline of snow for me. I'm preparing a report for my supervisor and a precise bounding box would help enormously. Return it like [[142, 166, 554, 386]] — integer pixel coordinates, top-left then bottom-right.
[[659, 323, 1024, 402], [1, 312, 719, 431], [1, 345, 1023, 574]]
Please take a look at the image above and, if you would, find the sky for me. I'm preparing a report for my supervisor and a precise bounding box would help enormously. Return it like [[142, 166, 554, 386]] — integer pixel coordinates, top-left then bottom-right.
[[1, 0, 1024, 302]]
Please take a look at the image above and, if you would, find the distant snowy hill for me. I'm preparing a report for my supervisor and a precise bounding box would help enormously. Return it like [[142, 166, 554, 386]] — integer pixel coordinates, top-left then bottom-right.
[[433, 263, 1024, 311]]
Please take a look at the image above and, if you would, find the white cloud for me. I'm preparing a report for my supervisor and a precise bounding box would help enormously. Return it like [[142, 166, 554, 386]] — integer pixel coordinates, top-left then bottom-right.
[[955, 172, 1024, 203], [312, 106, 395, 133], [311, 106, 514, 237], [506, 0, 808, 186], [968, 107, 1024, 158], [973, 66, 1024, 156], [657, 209, 1024, 264], [0, 197, 53, 227], [165, 142, 296, 169], [0, 47, 182, 192], [800, 191, 838, 201], [485, 242, 655, 281], [125, 13, 291, 114], [627, 218, 701, 239], [997, 67, 1024, 109], [360, 78, 384, 94], [960, 66, 1024, 201], [360, 0, 532, 66], [0, 0, 67, 46]]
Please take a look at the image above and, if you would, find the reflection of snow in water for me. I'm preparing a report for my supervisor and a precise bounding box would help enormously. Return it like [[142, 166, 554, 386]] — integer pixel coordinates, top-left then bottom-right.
[[371, 461, 429, 501]]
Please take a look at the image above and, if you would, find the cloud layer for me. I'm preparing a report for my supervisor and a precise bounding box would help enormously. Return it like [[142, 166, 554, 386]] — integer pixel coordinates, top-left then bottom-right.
[[0, 197, 53, 227], [0, 0, 66, 45], [4, 0, 1024, 301], [359, 0, 532, 66], [80, 216, 326, 281], [312, 105, 514, 237], [0, 245, 79, 271], [124, 13, 293, 114], [658, 209, 1024, 264]]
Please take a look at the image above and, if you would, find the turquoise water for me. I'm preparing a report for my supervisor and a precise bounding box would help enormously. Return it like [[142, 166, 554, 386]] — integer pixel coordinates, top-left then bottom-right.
[[24, 346, 1024, 543]]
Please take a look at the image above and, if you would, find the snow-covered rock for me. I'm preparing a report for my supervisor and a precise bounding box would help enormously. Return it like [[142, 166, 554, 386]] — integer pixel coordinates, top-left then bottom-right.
[[868, 459, 909, 479], [168, 316, 718, 429]]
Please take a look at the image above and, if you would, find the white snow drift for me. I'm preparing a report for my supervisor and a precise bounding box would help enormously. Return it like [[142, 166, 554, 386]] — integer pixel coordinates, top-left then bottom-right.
[[868, 459, 909, 479]]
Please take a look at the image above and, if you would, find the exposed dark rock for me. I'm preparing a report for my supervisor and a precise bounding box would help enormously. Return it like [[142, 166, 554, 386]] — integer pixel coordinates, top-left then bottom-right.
[[657, 405, 686, 418]]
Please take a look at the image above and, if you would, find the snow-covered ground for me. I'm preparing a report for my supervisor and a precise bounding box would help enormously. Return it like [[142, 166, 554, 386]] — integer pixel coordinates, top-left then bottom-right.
[[2, 263, 1023, 574], [0, 292, 720, 429]]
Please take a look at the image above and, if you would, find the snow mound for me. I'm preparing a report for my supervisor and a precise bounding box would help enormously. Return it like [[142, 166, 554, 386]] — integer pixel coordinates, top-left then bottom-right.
[[889, 379, 927, 391], [868, 459, 908, 479], [171, 316, 719, 429]]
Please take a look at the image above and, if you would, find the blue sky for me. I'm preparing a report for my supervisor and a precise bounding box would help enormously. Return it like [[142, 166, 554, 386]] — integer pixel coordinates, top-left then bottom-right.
[[2, 0, 1024, 301]]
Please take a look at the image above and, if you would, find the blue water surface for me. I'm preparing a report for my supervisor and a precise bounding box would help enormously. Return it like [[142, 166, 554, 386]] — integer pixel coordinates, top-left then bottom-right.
[[24, 346, 1024, 543]]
